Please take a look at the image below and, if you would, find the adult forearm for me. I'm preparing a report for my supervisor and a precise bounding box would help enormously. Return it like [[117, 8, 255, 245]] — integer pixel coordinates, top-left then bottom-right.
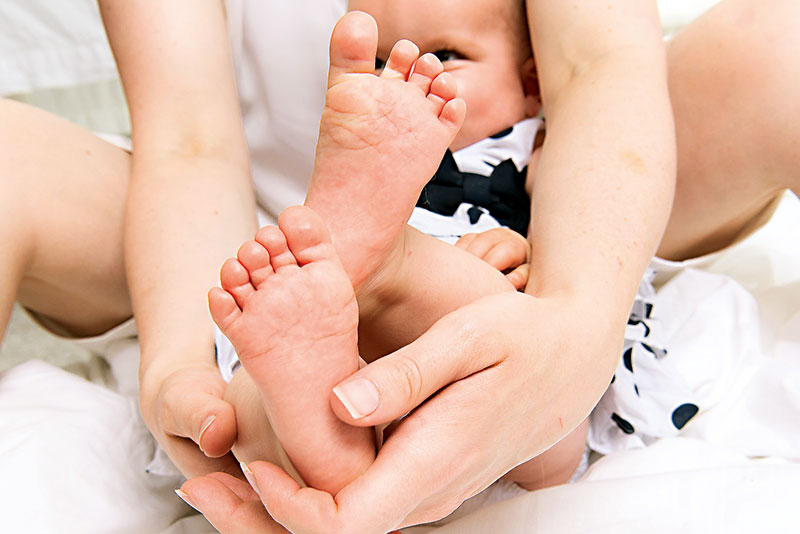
[[101, 0, 256, 380], [527, 47, 675, 325], [126, 155, 256, 383]]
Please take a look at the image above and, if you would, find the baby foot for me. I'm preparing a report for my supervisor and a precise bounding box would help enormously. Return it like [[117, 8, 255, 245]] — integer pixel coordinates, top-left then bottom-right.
[[208, 205, 374, 494], [306, 11, 466, 293]]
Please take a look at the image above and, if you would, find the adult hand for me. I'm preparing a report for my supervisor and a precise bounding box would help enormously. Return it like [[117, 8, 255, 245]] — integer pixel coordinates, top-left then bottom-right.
[[140, 362, 241, 478], [180, 472, 289, 533], [182, 291, 621, 533]]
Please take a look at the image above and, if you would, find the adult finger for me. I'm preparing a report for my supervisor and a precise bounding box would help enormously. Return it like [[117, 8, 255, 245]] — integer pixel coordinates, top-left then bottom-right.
[[260, 374, 505, 533], [180, 472, 288, 533], [250, 441, 428, 533], [249, 462, 352, 534], [330, 293, 520, 426], [154, 369, 238, 458], [158, 431, 241, 479], [163, 389, 237, 458]]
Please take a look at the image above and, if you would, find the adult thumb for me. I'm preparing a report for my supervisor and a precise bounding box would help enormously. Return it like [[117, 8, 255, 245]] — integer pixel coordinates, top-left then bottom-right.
[[330, 304, 501, 426], [154, 378, 238, 458]]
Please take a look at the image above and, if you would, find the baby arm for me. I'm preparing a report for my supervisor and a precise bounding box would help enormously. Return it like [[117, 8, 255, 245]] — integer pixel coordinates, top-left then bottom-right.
[[455, 228, 531, 290]]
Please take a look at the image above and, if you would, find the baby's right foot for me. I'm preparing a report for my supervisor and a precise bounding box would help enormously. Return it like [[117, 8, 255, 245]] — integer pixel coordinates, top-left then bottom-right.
[[208, 206, 374, 494], [306, 11, 465, 295]]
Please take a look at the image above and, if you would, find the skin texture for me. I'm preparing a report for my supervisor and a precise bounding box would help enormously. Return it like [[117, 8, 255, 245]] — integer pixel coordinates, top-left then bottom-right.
[[209, 29, 468, 494], [182, 2, 670, 530], [657, 0, 800, 259], [455, 228, 531, 289], [211, 9, 586, 511], [1, 0, 798, 531], [351, 0, 539, 151], [210, 207, 373, 496]]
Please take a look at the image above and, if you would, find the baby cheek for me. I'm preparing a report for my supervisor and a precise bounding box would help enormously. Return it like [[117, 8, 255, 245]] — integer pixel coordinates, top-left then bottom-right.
[[449, 90, 503, 149], [448, 74, 526, 149], [450, 117, 491, 150]]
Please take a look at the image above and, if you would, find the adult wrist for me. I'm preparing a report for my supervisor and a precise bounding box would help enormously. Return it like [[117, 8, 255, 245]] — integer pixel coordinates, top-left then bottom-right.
[[139, 350, 218, 410]]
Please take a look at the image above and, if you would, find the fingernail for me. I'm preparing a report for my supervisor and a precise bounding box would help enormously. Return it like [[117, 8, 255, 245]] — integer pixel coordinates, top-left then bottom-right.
[[241, 461, 260, 496], [198, 415, 216, 454], [175, 489, 199, 512], [333, 378, 380, 419]]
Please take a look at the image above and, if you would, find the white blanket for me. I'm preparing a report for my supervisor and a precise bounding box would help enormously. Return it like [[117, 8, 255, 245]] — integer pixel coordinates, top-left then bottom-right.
[[0, 358, 189, 533]]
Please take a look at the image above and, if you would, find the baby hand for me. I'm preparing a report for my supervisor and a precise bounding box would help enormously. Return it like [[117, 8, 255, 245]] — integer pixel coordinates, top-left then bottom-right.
[[455, 227, 530, 290]]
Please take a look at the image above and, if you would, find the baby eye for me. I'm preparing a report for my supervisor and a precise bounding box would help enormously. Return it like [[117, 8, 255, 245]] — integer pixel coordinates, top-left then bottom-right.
[[375, 57, 386, 72], [433, 49, 464, 63]]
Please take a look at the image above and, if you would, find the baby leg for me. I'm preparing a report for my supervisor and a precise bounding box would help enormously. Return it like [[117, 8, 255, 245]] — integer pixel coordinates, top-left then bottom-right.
[[0, 99, 132, 341], [660, 0, 800, 260], [306, 12, 515, 358], [222, 370, 304, 484], [504, 420, 589, 491]]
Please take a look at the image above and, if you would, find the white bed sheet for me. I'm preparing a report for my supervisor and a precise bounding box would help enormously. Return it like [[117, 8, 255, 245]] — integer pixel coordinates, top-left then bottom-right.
[[0, 358, 190, 533], [410, 443, 800, 533], [0, 0, 117, 96]]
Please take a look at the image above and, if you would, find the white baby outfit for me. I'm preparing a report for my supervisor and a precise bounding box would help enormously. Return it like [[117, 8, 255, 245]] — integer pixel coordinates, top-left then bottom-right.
[[409, 117, 541, 243], [588, 269, 700, 454]]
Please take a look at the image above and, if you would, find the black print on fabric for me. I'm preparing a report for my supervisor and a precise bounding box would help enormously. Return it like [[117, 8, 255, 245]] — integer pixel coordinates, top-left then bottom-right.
[[611, 412, 635, 434], [608, 291, 698, 436], [416, 125, 531, 236], [467, 206, 485, 225], [628, 318, 651, 337], [623, 348, 634, 372], [489, 126, 513, 139], [671, 403, 699, 429]]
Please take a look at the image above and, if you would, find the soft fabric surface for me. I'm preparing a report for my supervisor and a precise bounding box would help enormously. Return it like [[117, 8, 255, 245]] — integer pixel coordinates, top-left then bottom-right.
[[0, 0, 116, 95], [409, 440, 800, 533], [0, 358, 191, 533]]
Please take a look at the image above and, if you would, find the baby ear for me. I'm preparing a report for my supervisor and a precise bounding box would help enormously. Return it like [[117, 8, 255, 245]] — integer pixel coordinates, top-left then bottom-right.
[[520, 56, 541, 117]]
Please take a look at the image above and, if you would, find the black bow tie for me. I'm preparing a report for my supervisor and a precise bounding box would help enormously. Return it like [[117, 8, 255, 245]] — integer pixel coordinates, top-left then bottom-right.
[[416, 149, 530, 236]]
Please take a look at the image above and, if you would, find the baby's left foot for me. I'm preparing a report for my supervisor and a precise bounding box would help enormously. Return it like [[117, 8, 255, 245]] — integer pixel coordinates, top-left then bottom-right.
[[208, 205, 374, 494]]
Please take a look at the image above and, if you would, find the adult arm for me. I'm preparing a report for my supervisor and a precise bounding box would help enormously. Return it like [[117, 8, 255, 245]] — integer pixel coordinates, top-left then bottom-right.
[[524, 0, 674, 314], [327, 0, 676, 514], [99, 0, 257, 476]]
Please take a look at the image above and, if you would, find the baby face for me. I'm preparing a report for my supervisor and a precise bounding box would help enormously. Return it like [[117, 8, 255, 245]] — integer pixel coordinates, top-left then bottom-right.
[[349, 0, 538, 151]]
